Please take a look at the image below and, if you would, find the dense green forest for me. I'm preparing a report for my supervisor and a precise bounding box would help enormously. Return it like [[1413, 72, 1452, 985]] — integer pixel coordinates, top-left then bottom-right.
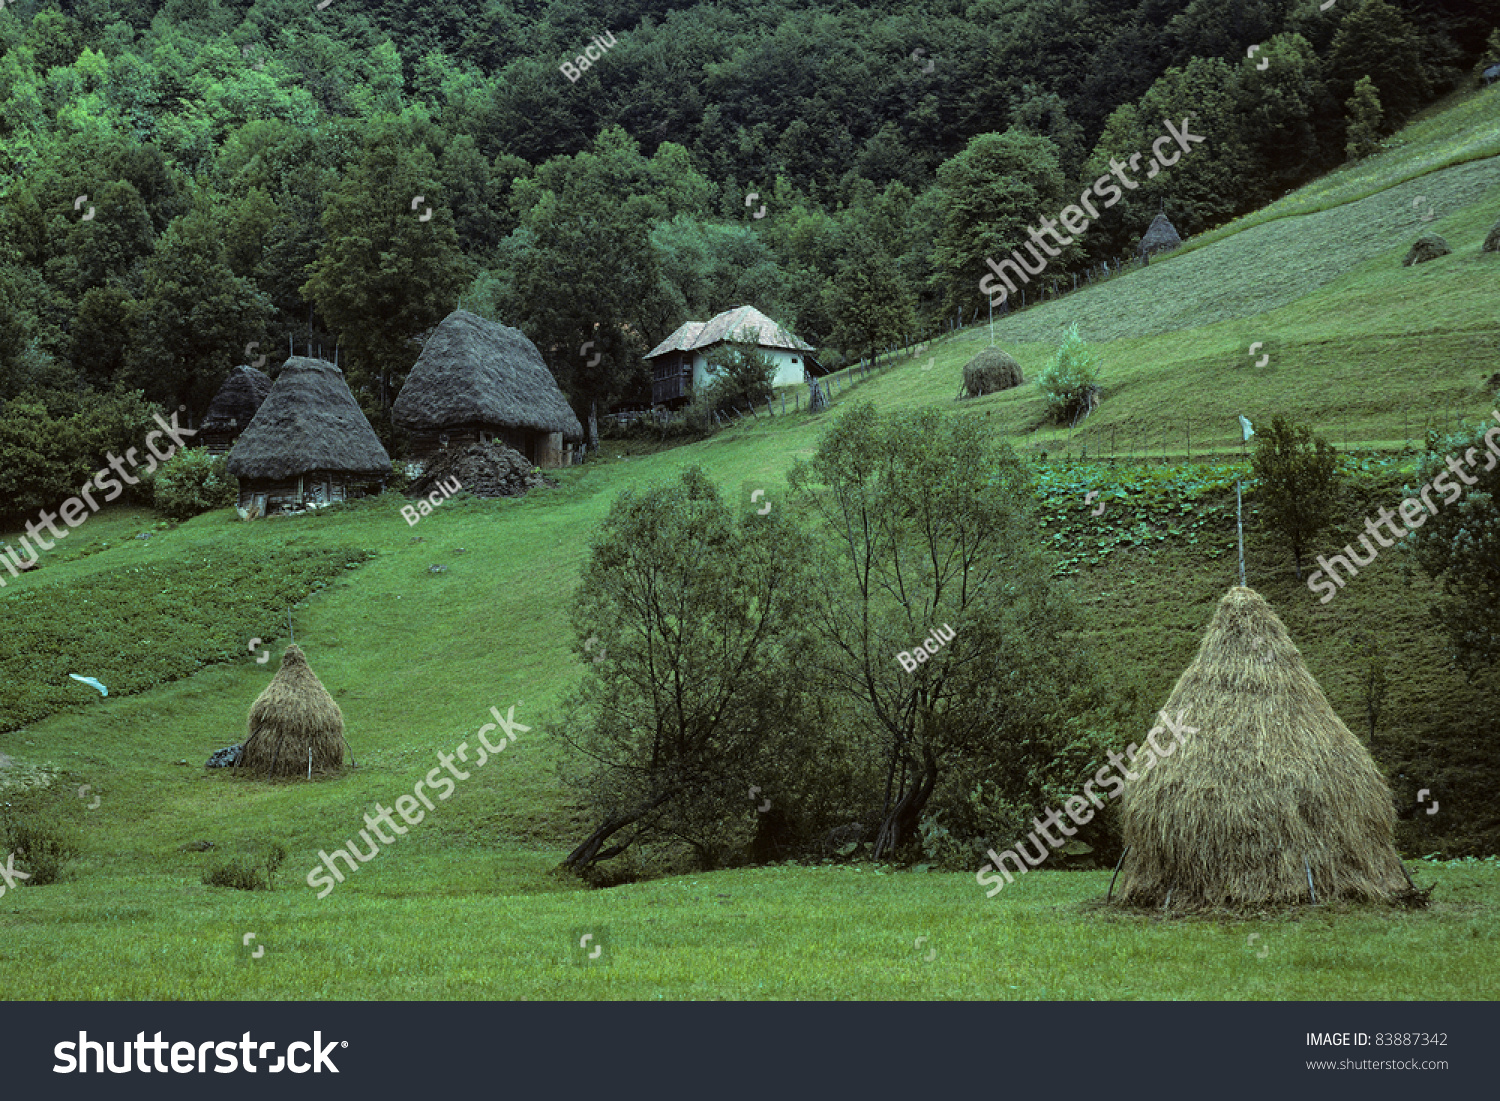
[[0, 0, 1493, 517]]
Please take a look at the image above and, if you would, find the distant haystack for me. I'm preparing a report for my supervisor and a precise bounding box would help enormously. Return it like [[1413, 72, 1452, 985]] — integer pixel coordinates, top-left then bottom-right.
[[1482, 219, 1500, 254], [227, 357, 391, 516], [201, 366, 273, 455], [237, 645, 345, 780], [962, 347, 1024, 398], [1111, 587, 1410, 911], [1403, 233, 1451, 266], [1138, 213, 1183, 259]]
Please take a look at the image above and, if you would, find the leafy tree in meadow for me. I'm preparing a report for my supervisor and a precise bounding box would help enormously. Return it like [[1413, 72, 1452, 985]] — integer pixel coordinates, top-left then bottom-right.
[[1038, 323, 1103, 425], [788, 404, 1108, 859], [823, 231, 916, 366], [560, 467, 820, 872], [1408, 421, 1500, 677], [1251, 414, 1341, 581]]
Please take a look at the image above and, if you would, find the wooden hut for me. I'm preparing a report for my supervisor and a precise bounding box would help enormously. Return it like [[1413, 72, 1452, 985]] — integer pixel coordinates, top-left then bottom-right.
[[200, 365, 273, 455], [226, 357, 392, 517], [392, 310, 584, 468]]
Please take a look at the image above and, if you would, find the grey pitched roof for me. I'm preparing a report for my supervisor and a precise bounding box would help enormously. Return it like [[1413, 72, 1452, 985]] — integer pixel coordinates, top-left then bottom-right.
[[392, 310, 584, 440], [226, 358, 392, 480], [202, 365, 273, 432], [644, 306, 813, 359]]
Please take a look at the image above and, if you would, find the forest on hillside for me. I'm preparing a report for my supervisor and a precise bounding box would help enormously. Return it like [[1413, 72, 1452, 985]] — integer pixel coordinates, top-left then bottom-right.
[[0, 0, 1494, 516]]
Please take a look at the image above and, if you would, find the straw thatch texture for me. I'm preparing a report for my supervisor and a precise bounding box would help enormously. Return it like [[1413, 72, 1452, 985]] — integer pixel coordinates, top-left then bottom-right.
[[962, 347, 1024, 397], [1113, 587, 1408, 910], [238, 645, 346, 779], [392, 310, 583, 439], [1403, 233, 1451, 266], [227, 358, 392, 481], [409, 441, 554, 499], [1138, 213, 1183, 257], [202, 366, 273, 433], [1483, 219, 1500, 254]]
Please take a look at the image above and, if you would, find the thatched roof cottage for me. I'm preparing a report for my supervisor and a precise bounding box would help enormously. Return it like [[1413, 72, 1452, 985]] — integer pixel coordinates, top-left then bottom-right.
[[200, 365, 273, 455], [1138, 212, 1183, 259], [226, 357, 391, 517], [1111, 587, 1410, 910], [644, 305, 819, 406], [392, 310, 583, 468]]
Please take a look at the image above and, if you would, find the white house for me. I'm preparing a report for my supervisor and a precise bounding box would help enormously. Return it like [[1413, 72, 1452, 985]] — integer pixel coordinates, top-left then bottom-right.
[[644, 306, 819, 406]]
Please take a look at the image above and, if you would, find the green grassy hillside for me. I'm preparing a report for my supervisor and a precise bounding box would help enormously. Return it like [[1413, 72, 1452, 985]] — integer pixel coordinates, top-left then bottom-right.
[[3, 90, 1498, 1001]]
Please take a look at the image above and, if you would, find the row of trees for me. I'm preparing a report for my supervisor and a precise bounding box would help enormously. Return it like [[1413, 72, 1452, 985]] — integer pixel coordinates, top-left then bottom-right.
[[0, 0, 1493, 483], [558, 405, 1134, 873]]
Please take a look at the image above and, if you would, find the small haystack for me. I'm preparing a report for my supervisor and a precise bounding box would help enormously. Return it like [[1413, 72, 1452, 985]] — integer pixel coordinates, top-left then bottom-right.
[[1482, 219, 1500, 254], [1403, 233, 1451, 266], [409, 440, 555, 499], [237, 645, 345, 779], [200, 366, 273, 455], [962, 347, 1024, 398], [1138, 213, 1183, 258], [1111, 586, 1410, 910]]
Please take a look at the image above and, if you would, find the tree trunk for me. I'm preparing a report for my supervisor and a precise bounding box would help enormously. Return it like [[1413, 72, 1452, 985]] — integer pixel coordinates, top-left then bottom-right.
[[588, 400, 599, 452], [872, 746, 938, 859]]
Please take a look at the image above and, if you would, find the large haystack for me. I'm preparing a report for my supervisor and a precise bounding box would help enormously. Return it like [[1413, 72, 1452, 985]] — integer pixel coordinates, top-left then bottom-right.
[[238, 645, 346, 779], [962, 347, 1024, 398], [1112, 587, 1409, 910], [1138, 212, 1183, 258], [409, 440, 554, 499], [392, 310, 583, 467], [1482, 219, 1500, 254], [1403, 233, 1451, 266]]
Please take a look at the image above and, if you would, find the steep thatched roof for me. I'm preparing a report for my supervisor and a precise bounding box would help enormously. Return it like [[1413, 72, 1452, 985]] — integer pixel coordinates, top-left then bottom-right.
[[962, 346, 1024, 397], [1112, 587, 1409, 910], [238, 644, 346, 779], [1139, 213, 1183, 257], [202, 366, 273, 432], [226, 358, 392, 481], [392, 310, 583, 439]]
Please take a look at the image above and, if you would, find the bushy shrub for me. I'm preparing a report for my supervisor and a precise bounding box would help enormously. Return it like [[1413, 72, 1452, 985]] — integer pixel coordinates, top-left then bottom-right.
[[152, 448, 236, 520], [697, 338, 778, 419], [1037, 323, 1102, 424], [3, 817, 80, 886], [202, 842, 286, 891]]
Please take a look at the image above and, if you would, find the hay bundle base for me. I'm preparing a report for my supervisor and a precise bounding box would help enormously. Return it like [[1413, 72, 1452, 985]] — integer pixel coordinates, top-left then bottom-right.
[[1403, 233, 1451, 266], [961, 347, 1024, 398], [1112, 587, 1408, 911], [1483, 219, 1500, 254], [238, 644, 345, 779], [409, 441, 555, 499]]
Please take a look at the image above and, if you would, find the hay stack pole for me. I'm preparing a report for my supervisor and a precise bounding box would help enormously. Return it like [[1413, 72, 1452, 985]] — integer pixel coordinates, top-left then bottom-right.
[[238, 644, 345, 780], [1112, 586, 1409, 910]]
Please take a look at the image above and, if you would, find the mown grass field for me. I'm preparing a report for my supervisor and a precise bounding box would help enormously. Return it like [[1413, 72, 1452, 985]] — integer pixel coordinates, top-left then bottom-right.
[[2, 87, 1498, 1001]]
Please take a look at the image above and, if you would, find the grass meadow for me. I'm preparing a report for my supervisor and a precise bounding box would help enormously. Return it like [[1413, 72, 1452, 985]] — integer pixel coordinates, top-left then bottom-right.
[[3, 86, 1499, 1002]]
